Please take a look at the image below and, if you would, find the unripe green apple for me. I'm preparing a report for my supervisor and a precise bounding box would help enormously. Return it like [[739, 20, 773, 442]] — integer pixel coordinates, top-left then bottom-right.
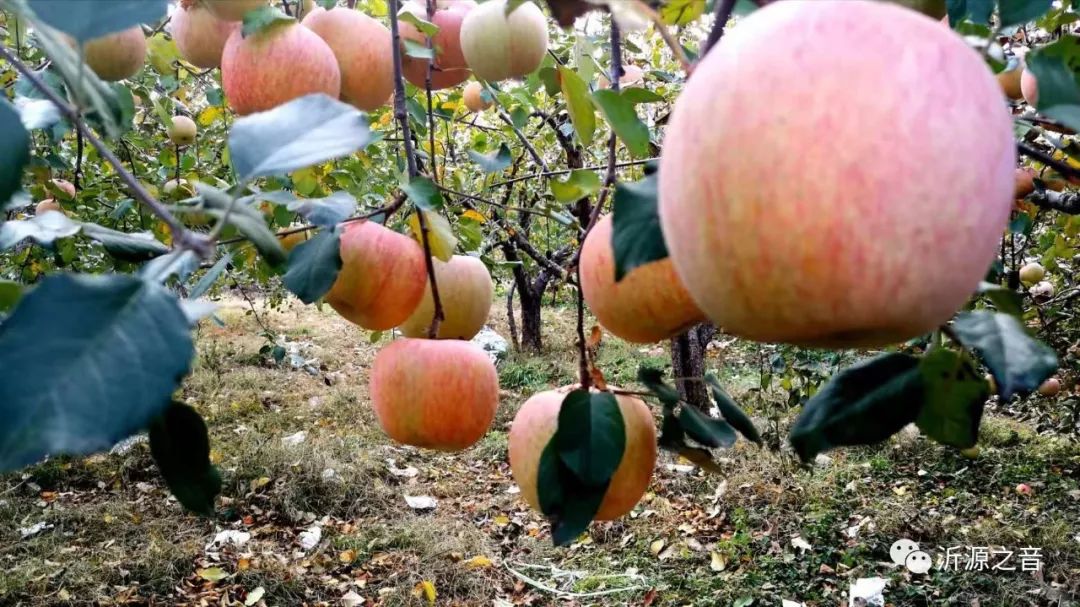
[[168, 115, 197, 146], [78, 26, 147, 81], [1018, 262, 1045, 286], [459, 0, 547, 82]]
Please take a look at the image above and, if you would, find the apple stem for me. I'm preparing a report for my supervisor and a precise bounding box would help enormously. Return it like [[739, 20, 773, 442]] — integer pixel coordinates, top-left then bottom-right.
[[702, 0, 736, 57]]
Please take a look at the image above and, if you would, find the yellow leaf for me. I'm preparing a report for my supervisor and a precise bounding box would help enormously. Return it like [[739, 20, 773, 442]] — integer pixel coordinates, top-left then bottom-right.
[[237, 558, 251, 571], [197, 567, 229, 582], [412, 580, 436, 605], [407, 211, 457, 261], [251, 476, 271, 490], [146, 33, 179, 74], [198, 106, 223, 127], [649, 538, 666, 556], [464, 555, 493, 569], [710, 551, 727, 572], [339, 549, 357, 563], [461, 209, 486, 223], [493, 515, 510, 526]]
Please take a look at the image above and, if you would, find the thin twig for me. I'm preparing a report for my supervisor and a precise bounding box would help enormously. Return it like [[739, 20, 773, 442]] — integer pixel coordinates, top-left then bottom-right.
[[489, 158, 656, 188], [702, 0, 736, 56], [635, 0, 690, 73], [483, 82, 549, 171], [215, 194, 407, 246], [0, 45, 211, 258]]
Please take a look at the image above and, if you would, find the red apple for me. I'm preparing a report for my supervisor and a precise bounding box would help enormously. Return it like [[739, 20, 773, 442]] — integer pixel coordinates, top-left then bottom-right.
[[302, 7, 394, 111], [399, 254, 493, 340], [170, 2, 237, 68], [459, 0, 547, 82], [398, 0, 475, 90]]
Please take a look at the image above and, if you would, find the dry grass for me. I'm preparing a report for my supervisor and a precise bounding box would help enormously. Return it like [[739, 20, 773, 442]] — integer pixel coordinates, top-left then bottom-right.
[[1, 294, 1077, 606]]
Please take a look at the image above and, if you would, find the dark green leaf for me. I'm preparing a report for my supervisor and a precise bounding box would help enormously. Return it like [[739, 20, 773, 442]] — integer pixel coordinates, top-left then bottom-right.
[[949, 310, 1058, 399], [916, 349, 987, 449], [620, 87, 664, 104], [1009, 212, 1033, 234], [0, 281, 23, 314], [550, 169, 601, 203], [679, 405, 736, 449], [637, 366, 681, 406], [283, 228, 342, 304], [704, 374, 762, 445], [229, 94, 374, 180], [947, 0, 995, 24], [148, 402, 221, 515], [555, 390, 625, 486], [558, 66, 595, 146], [0, 274, 194, 470], [591, 89, 651, 158], [79, 222, 168, 262], [0, 99, 31, 207], [241, 5, 293, 37], [509, 106, 529, 130], [789, 353, 924, 463], [612, 170, 667, 281], [0, 211, 81, 250], [189, 253, 232, 300], [977, 281, 1022, 316], [538, 66, 560, 97], [1025, 37, 1080, 132], [536, 440, 606, 546], [401, 175, 443, 210], [397, 9, 439, 36], [467, 143, 513, 173], [29, 0, 168, 42], [998, 0, 1053, 27]]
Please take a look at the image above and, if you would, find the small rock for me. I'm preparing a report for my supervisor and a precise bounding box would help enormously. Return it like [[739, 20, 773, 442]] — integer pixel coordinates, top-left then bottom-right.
[[471, 326, 509, 364], [282, 431, 307, 446], [19, 522, 53, 539], [206, 529, 251, 551], [848, 577, 888, 607], [404, 495, 437, 511], [299, 526, 322, 551]]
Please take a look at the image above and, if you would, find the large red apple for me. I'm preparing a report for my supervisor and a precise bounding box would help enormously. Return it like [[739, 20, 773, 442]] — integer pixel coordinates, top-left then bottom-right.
[[658, 0, 1015, 348], [581, 215, 704, 343], [221, 20, 340, 115], [399, 254, 493, 339], [202, 0, 267, 22], [79, 26, 147, 81], [459, 0, 547, 82], [35, 200, 62, 215], [398, 0, 475, 90], [302, 7, 394, 111], [170, 2, 237, 69], [324, 220, 427, 331], [509, 386, 657, 521], [370, 338, 499, 451]]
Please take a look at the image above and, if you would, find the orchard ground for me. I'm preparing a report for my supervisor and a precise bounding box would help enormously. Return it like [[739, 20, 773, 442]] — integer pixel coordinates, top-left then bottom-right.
[[1, 296, 1078, 606]]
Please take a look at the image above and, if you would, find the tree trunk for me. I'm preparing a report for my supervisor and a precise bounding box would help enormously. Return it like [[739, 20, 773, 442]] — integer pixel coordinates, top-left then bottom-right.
[[519, 287, 543, 352], [506, 281, 520, 351], [670, 323, 716, 410]]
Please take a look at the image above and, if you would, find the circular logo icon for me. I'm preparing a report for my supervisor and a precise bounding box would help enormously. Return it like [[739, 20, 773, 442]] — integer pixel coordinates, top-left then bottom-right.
[[890, 539, 920, 566], [905, 550, 933, 574]]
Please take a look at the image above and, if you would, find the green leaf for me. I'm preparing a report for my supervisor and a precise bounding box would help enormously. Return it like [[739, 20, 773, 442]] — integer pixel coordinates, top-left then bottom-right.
[[977, 281, 1022, 316], [704, 374, 762, 446], [550, 169, 601, 203], [241, 5, 293, 37], [0, 99, 31, 207], [620, 87, 664, 104], [1025, 37, 1080, 132], [467, 143, 513, 173], [28, 0, 168, 42], [79, 222, 168, 262], [660, 0, 705, 25], [397, 10, 440, 37], [148, 402, 221, 515], [536, 439, 606, 546], [190, 253, 231, 300], [637, 366, 681, 406], [1009, 211, 1033, 234], [285, 191, 357, 227], [555, 390, 626, 486], [679, 404, 736, 449], [197, 184, 288, 268], [612, 169, 667, 281], [0, 280, 23, 314], [947, 0, 994, 25], [509, 106, 529, 130], [558, 66, 595, 147], [657, 408, 684, 450], [591, 89, 651, 158], [283, 228, 342, 304], [788, 353, 924, 463], [403, 39, 435, 60], [915, 349, 987, 449], [538, 66, 560, 97], [0, 274, 194, 471], [401, 175, 444, 210], [949, 310, 1058, 399], [998, 0, 1053, 27], [0, 211, 81, 250], [229, 94, 374, 181]]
